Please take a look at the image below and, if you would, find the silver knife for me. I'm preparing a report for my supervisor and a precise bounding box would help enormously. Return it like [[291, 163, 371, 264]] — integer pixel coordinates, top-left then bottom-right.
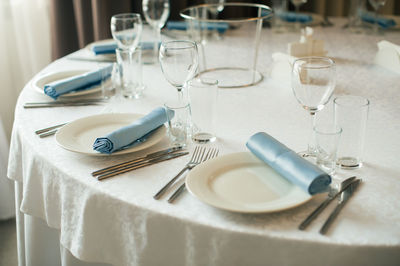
[[96, 151, 189, 180], [298, 176, 357, 230], [319, 179, 362, 235], [91, 146, 183, 176]]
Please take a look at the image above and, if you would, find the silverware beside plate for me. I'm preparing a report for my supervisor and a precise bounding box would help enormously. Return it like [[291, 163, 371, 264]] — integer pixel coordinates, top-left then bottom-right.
[[24, 99, 106, 108], [35, 122, 67, 138]]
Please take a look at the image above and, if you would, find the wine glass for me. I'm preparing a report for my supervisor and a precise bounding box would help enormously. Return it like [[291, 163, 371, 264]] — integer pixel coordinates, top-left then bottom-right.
[[142, 0, 170, 62], [290, 0, 307, 30], [159, 40, 199, 103], [110, 13, 143, 51], [291, 57, 336, 157], [368, 0, 387, 34]]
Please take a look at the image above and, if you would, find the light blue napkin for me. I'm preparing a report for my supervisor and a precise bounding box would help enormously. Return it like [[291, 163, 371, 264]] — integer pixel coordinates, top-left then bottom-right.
[[93, 107, 172, 154], [246, 132, 331, 195], [166, 21, 229, 33], [361, 12, 396, 29], [44, 65, 113, 99], [279, 12, 313, 23], [92, 42, 161, 55]]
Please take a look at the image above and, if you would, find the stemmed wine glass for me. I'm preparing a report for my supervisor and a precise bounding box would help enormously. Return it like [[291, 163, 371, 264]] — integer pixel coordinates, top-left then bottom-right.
[[290, 0, 307, 30], [110, 13, 143, 51], [159, 40, 199, 103], [291, 57, 336, 157], [142, 0, 170, 62], [368, 0, 387, 34]]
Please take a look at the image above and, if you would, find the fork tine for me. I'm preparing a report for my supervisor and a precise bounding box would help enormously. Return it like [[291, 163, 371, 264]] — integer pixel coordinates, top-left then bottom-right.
[[190, 146, 199, 162]]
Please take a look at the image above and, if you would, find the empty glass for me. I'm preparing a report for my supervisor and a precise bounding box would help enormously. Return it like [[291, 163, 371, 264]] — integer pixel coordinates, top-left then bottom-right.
[[290, 0, 307, 30], [164, 101, 192, 147], [111, 13, 143, 51], [368, 0, 387, 34], [291, 57, 336, 157], [142, 0, 170, 63], [314, 125, 342, 175], [159, 40, 199, 103], [334, 95, 369, 169]]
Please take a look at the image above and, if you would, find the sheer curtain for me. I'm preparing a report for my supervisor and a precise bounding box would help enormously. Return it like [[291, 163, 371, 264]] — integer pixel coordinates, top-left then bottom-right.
[[0, 0, 51, 219]]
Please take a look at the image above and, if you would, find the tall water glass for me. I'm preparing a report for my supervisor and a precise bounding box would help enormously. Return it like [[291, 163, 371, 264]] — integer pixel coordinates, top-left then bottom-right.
[[159, 40, 199, 103], [111, 13, 143, 51], [314, 125, 342, 175], [188, 78, 218, 143], [334, 95, 369, 169], [142, 0, 170, 63], [292, 57, 336, 157]]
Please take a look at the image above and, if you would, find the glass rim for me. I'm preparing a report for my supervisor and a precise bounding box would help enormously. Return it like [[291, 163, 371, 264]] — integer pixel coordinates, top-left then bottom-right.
[[180, 3, 273, 23], [164, 101, 190, 110], [313, 125, 342, 135], [293, 56, 335, 69], [333, 95, 370, 107], [190, 77, 218, 87], [111, 13, 142, 20], [161, 40, 197, 50]]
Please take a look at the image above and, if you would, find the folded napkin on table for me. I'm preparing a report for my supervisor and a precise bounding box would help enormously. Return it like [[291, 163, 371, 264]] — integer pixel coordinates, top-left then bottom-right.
[[93, 107, 173, 154], [166, 21, 229, 33], [361, 12, 396, 29], [279, 12, 313, 23], [246, 132, 331, 195], [44, 64, 113, 100], [92, 41, 161, 55], [374, 40, 400, 74]]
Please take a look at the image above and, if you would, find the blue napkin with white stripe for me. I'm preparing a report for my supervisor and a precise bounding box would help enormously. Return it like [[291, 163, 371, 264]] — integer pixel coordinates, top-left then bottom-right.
[[92, 42, 161, 55], [361, 12, 396, 29], [166, 21, 229, 33], [246, 132, 331, 195], [44, 65, 113, 99], [93, 107, 172, 154]]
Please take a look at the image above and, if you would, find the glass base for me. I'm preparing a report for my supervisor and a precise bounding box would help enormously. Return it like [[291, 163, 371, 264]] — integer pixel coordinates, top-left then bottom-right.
[[337, 157, 362, 169], [192, 132, 216, 144]]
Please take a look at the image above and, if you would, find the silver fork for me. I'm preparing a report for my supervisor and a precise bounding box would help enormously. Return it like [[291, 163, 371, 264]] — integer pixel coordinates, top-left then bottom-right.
[[167, 147, 219, 203], [153, 146, 207, 200]]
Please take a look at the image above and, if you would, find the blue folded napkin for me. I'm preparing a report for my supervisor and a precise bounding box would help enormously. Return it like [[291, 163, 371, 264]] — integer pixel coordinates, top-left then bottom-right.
[[44, 65, 113, 100], [166, 21, 229, 33], [279, 12, 313, 23], [93, 107, 172, 154], [361, 12, 396, 29], [92, 42, 161, 55], [246, 132, 331, 195]]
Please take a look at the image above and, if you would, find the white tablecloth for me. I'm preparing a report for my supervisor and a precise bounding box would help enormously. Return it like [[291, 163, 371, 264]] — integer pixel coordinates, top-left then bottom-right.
[[8, 20, 400, 266]]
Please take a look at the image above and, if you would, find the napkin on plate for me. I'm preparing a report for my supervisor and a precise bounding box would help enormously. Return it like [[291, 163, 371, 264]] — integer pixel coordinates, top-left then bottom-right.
[[166, 21, 229, 33], [92, 42, 161, 55], [44, 65, 113, 99], [361, 12, 396, 29], [93, 107, 172, 154], [279, 12, 313, 23], [246, 132, 331, 195]]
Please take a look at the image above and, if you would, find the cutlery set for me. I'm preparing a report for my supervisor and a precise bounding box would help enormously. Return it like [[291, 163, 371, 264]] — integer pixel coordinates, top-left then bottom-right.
[[299, 176, 362, 234], [35, 123, 67, 138]]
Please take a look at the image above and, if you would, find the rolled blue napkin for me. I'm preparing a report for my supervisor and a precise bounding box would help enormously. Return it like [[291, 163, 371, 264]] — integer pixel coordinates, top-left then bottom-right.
[[93, 107, 172, 154], [246, 132, 331, 195], [92, 41, 161, 55], [279, 12, 313, 23], [44, 65, 113, 100], [361, 12, 396, 29], [166, 21, 229, 33]]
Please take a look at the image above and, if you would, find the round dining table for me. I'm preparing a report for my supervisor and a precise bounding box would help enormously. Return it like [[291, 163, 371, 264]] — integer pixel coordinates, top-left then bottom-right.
[[7, 19, 400, 266]]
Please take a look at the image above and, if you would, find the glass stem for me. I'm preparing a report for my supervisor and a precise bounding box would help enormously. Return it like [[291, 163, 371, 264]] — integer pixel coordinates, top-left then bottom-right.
[[373, 8, 379, 34], [307, 112, 317, 156], [176, 86, 184, 103]]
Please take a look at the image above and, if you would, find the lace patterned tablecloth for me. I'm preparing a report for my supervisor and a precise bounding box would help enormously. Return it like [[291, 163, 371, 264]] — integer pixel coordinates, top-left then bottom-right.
[[8, 20, 400, 266]]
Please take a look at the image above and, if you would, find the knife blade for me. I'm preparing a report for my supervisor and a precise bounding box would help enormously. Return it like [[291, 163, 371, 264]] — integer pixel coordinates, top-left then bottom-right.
[[319, 178, 362, 235], [96, 151, 189, 180], [298, 176, 357, 230], [91, 146, 183, 176]]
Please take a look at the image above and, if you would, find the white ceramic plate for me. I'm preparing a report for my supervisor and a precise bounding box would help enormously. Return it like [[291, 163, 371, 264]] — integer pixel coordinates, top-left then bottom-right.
[[31, 70, 102, 98], [186, 152, 312, 213], [55, 113, 166, 156]]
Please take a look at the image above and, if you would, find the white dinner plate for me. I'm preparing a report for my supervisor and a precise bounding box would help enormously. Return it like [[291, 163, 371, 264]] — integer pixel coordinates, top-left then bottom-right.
[[55, 113, 166, 156], [31, 70, 102, 98], [186, 152, 312, 213]]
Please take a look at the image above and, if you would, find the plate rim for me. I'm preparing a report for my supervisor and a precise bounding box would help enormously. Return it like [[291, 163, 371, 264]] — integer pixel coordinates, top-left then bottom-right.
[[31, 69, 102, 98], [186, 151, 312, 213], [55, 112, 166, 156]]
